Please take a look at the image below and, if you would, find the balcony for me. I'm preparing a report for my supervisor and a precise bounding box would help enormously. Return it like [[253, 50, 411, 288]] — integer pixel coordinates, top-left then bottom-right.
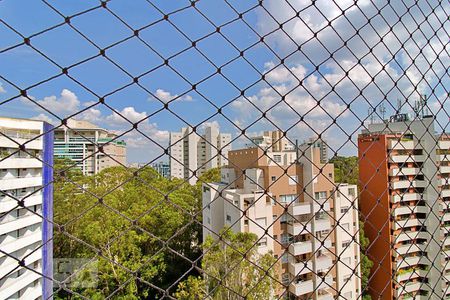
[[393, 206, 428, 217], [394, 231, 428, 243], [389, 155, 426, 163], [389, 168, 421, 177], [288, 202, 311, 216], [316, 275, 333, 290], [441, 178, 450, 186], [391, 180, 427, 190], [396, 256, 427, 269], [394, 243, 427, 257], [440, 155, 450, 162], [0, 193, 42, 213], [396, 268, 427, 283], [288, 260, 313, 276], [289, 279, 314, 296], [289, 241, 312, 256], [439, 140, 450, 149], [287, 222, 312, 236], [389, 140, 416, 150], [317, 292, 334, 300], [393, 218, 424, 230], [442, 190, 450, 198], [395, 281, 424, 298], [441, 166, 450, 174], [0, 176, 42, 191], [315, 219, 331, 232], [391, 193, 423, 203], [0, 157, 42, 169], [316, 255, 333, 272]]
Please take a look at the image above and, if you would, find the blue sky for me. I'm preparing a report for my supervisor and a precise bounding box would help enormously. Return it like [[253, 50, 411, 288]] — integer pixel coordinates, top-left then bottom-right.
[[0, 0, 448, 163]]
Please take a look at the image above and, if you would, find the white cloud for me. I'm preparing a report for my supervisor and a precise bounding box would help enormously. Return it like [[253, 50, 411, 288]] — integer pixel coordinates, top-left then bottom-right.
[[151, 89, 193, 103], [106, 107, 148, 125], [22, 89, 81, 115], [0, 82, 5, 93]]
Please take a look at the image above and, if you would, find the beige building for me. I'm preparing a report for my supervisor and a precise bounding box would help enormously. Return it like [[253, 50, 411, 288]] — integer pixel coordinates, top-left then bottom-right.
[[203, 139, 361, 299], [169, 124, 231, 184], [54, 119, 126, 175]]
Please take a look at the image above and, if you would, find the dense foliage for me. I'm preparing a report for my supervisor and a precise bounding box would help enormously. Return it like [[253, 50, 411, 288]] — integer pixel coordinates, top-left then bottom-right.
[[53, 159, 219, 299], [330, 156, 359, 185], [175, 229, 279, 300]]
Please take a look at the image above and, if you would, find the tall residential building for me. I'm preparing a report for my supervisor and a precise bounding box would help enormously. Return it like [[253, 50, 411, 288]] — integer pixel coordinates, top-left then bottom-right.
[[54, 119, 126, 175], [203, 139, 361, 299], [169, 125, 231, 184], [358, 115, 448, 300], [151, 161, 170, 178], [0, 117, 53, 299], [248, 130, 295, 152]]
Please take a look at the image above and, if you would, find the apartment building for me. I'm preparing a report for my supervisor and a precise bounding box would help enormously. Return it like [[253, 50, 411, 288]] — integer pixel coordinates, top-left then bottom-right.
[[358, 115, 446, 300], [169, 125, 231, 184], [0, 117, 53, 300], [54, 119, 126, 175], [203, 139, 361, 299], [151, 161, 170, 178], [247, 130, 295, 152]]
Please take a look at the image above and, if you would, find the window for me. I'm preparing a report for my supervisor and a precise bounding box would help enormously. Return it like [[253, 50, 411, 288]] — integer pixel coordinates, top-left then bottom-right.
[[341, 206, 349, 214], [281, 253, 288, 263], [226, 214, 231, 223], [256, 217, 267, 227], [281, 233, 290, 245], [273, 155, 282, 163], [273, 214, 277, 221], [315, 191, 327, 200], [271, 176, 276, 182], [328, 173, 333, 178], [288, 175, 298, 185], [280, 194, 297, 203], [258, 237, 267, 247], [207, 217, 210, 224], [342, 223, 350, 231], [343, 257, 351, 266], [348, 188, 355, 197], [203, 186, 210, 193], [342, 241, 351, 248], [282, 273, 290, 284], [280, 213, 289, 223]]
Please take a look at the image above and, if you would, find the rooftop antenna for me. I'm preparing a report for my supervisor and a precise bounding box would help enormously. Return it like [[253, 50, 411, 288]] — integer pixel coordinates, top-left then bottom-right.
[[379, 103, 386, 120], [368, 107, 375, 124], [396, 98, 402, 114], [422, 94, 430, 116]]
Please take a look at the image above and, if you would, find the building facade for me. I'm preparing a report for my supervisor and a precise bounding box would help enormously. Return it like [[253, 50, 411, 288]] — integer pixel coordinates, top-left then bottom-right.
[[169, 125, 231, 184], [247, 130, 295, 152], [151, 161, 170, 178], [54, 119, 126, 175], [358, 116, 447, 300], [203, 139, 361, 299], [0, 117, 53, 299]]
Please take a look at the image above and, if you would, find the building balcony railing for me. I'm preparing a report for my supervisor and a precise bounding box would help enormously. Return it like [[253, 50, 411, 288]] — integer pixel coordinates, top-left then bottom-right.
[[288, 279, 314, 296], [316, 255, 333, 272], [389, 155, 426, 163], [388, 140, 416, 150], [288, 260, 313, 276], [391, 180, 427, 190], [391, 193, 423, 203], [389, 167, 422, 177]]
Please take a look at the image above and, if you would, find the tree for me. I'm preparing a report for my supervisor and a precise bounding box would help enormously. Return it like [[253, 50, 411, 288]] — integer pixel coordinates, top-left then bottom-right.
[[330, 156, 359, 185], [175, 228, 279, 300], [53, 162, 216, 298], [359, 221, 373, 300]]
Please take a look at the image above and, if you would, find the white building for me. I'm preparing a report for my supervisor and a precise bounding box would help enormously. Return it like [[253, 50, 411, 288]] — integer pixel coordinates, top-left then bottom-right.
[[169, 124, 231, 184], [0, 117, 53, 300], [54, 119, 126, 176]]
